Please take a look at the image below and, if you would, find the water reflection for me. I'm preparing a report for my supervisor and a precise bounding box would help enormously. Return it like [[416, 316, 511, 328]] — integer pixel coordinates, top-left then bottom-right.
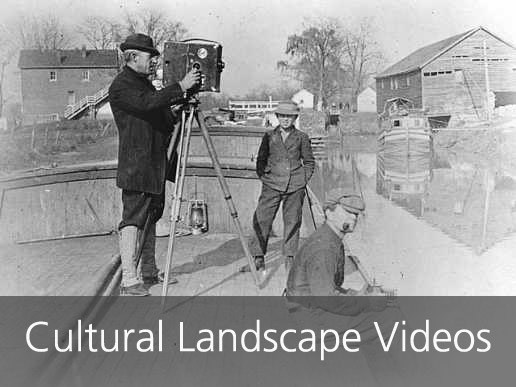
[[376, 140, 432, 217], [310, 144, 376, 203], [310, 136, 516, 254]]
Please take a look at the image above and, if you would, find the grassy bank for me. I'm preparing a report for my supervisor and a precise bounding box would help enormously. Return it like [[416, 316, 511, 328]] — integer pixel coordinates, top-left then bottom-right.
[[0, 119, 117, 173], [300, 110, 379, 136]]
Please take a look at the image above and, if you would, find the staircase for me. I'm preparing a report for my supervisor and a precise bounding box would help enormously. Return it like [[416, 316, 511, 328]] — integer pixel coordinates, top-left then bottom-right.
[[64, 86, 109, 120]]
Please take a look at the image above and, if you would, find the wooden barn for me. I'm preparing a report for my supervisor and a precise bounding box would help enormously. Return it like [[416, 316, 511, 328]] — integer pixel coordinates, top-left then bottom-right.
[[375, 27, 516, 125], [18, 48, 119, 124]]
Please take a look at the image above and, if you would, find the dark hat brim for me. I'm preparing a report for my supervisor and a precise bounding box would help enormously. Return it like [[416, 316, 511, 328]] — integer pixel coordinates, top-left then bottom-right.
[[120, 42, 160, 57], [275, 109, 299, 116]]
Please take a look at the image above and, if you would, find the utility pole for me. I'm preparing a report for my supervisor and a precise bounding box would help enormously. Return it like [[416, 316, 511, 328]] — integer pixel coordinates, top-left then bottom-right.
[[483, 40, 491, 121]]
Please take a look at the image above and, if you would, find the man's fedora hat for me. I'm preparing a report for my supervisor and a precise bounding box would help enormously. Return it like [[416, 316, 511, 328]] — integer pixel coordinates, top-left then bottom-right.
[[120, 33, 160, 57], [275, 101, 300, 116]]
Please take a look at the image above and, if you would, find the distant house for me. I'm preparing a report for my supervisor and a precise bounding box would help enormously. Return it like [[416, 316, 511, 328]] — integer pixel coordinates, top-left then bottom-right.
[[357, 85, 377, 112], [291, 89, 314, 109], [375, 26, 516, 124], [228, 99, 279, 120], [18, 48, 119, 124]]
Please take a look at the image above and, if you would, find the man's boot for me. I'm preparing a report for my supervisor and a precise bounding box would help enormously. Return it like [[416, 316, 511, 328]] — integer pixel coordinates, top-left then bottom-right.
[[120, 226, 149, 296]]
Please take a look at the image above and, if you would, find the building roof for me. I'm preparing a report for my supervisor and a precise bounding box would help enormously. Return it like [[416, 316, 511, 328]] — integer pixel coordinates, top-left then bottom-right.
[[376, 27, 515, 78], [358, 86, 376, 97], [18, 49, 119, 69], [292, 89, 314, 97]]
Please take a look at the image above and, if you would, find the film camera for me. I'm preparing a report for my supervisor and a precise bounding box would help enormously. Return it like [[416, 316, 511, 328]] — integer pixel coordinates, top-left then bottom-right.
[[162, 39, 224, 92]]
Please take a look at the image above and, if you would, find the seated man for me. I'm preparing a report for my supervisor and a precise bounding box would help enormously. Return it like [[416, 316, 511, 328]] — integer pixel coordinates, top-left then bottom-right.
[[286, 190, 420, 387]]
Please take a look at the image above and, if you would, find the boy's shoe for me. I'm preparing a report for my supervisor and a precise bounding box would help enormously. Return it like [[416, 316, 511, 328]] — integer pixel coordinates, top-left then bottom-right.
[[143, 272, 178, 286], [255, 256, 265, 271], [239, 256, 266, 272], [120, 282, 150, 296]]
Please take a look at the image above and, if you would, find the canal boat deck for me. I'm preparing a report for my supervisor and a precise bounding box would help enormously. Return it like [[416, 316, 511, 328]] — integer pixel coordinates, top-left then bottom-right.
[[3, 185, 516, 297]]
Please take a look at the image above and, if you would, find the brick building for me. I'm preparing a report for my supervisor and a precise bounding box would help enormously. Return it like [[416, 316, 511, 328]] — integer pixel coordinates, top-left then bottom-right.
[[375, 27, 516, 125], [18, 48, 119, 124]]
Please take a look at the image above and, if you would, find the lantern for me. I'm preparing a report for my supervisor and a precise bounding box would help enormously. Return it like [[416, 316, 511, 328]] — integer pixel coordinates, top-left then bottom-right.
[[188, 199, 208, 235], [187, 176, 208, 235]]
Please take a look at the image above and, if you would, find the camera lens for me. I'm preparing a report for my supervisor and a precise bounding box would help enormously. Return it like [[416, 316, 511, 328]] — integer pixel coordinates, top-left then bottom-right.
[[193, 62, 201, 70]]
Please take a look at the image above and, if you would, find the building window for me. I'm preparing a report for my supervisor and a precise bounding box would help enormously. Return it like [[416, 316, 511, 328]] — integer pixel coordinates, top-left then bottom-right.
[[390, 78, 394, 89], [424, 71, 452, 77], [406, 76, 410, 86], [81, 70, 89, 81], [394, 78, 399, 89], [381, 79, 384, 89], [49, 71, 56, 81]]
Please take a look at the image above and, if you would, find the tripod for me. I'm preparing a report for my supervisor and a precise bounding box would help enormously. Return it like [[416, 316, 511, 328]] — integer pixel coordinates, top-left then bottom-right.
[[161, 97, 261, 300]]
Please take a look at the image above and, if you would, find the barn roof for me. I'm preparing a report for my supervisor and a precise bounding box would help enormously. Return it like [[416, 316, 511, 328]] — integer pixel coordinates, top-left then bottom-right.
[[376, 26, 515, 78], [359, 85, 376, 95], [18, 49, 119, 69]]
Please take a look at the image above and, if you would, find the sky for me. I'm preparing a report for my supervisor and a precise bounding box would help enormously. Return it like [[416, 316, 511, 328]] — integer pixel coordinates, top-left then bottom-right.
[[1, 0, 516, 98]]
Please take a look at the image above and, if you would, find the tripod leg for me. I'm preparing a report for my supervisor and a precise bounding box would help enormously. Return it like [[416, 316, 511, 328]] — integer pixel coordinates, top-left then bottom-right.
[[161, 108, 196, 302], [167, 116, 182, 160], [194, 110, 261, 288], [305, 187, 317, 231]]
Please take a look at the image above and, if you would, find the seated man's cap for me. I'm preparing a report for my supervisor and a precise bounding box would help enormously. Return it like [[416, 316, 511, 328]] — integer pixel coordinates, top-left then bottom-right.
[[323, 189, 365, 214], [275, 101, 300, 116], [120, 33, 160, 57]]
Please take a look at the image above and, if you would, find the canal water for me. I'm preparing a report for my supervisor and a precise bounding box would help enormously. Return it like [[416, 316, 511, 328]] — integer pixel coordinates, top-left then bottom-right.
[[310, 136, 516, 255]]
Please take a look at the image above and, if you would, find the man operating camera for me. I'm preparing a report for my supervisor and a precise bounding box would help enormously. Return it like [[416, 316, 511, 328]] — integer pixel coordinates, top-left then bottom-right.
[[109, 33, 200, 296]]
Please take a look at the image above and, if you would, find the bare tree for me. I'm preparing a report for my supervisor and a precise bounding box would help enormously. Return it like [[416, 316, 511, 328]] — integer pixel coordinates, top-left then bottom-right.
[[244, 82, 299, 101], [10, 14, 71, 50], [76, 16, 122, 49], [123, 9, 187, 50], [341, 19, 384, 111], [278, 18, 343, 110], [0, 24, 18, 117]]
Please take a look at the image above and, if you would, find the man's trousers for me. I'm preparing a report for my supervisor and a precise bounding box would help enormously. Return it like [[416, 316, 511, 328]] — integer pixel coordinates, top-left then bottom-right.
[[249, 184, 306, 257]]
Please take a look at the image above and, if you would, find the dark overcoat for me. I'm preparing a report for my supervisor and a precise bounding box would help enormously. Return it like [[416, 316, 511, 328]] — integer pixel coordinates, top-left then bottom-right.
[[256, 126, 315, 193], [109, 66, 184, 194]]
